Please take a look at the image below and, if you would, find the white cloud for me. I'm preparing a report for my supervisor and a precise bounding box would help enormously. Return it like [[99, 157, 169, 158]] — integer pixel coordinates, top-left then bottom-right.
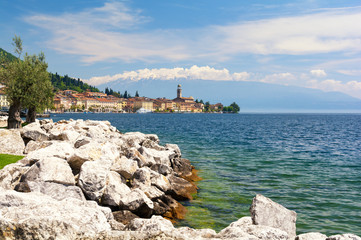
[[85, 65, 361, 99], [260, 72, 296, 85], [337, 70, 361, 76], [310, 69, 327, 77], [85, 65, 249, 85], [25, 2, 361, 63], [306, 79, 361, 99]]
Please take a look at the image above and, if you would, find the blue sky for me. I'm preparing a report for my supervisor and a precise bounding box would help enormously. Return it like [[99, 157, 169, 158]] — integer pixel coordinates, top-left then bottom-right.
[[1, 0, 361, 100]]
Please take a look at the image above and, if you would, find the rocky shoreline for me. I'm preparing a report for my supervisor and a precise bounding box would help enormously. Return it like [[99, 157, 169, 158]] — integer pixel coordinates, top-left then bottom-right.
[[0, 119, 359, 240]]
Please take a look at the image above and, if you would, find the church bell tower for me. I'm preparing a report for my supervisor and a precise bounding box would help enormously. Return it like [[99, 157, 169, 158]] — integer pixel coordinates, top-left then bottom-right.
[[177, 84, 182, 98]]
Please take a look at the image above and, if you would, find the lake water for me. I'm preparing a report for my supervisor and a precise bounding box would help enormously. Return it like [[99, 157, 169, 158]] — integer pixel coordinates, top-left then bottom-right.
[[51, 113, 361, 235]]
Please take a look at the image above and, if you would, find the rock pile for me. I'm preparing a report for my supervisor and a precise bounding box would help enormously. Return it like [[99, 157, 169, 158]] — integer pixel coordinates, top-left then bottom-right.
[[0, 119, 359, 240]]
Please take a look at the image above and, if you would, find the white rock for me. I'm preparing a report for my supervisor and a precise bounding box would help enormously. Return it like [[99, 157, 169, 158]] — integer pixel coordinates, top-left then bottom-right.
[[21, 157, 75, 185], [21, 121, 49, 142], [127, 215, 174, 233], [111, 156, 138, 179], [0, 162, 29, 190], [122, 188, 154, 213], [165, 143, 182, 157], [250, 194, 297, 239], [78, 160, 110, 202], [0, 129, 25, 155], [27, 181, 85, 201], [49, 129, 80, 143], [102, 171, 131, 207], [218, 216, 288, 240], [138, 146, 174, 166], [296, 232, 328, 240], [327, 234, 361, 240], [0, 189, 112, 239], [25, 141, 75, 161], [23, 140, 53, 154]]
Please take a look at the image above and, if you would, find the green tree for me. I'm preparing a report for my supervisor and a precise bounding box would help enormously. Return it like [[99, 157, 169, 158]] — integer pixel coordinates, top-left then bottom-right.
[[204, 101, 210, 112], [135, 90, 139, 97], [0, 36, 54, 127], [230, 102, 240, 113], [23, 53, 54, 123]]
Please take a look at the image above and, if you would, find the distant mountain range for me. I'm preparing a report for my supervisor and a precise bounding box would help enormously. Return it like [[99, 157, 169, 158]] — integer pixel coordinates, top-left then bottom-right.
[[99, 79, 361, 112]]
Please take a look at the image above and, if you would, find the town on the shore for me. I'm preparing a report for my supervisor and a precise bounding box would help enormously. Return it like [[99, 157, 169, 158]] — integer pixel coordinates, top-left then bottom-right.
[[1, 84, 239, 114]]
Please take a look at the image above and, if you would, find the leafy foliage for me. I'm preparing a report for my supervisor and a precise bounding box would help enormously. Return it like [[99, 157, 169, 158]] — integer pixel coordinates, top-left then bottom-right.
[[50, 73, 99, 93]]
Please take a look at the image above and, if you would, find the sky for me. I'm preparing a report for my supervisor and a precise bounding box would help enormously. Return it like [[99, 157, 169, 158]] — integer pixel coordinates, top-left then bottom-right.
[[0, 0, 361, 100]]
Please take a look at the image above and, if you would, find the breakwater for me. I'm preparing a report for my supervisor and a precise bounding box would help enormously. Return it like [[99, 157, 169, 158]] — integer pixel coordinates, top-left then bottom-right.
[[0, 118, 360, 239]]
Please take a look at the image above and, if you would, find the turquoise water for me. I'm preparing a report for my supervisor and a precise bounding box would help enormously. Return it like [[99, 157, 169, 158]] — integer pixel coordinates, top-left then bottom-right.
[[51, 113, 361, 235]]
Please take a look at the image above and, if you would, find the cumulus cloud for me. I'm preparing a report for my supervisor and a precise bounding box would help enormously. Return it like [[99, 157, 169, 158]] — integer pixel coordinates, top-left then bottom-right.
[[310, 69, 327, 77], [85, 65, 249, 85], [24, 2, 361, 63], [84, 65, 361, 99], [306, 79, 361, 99]]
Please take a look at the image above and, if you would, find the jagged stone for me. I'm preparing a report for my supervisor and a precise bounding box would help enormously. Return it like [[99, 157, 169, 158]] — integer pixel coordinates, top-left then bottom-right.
[[150, 163, 173, 176], [0, 190, 112, 240], [24, 141, 75, 162], [27, 181, 86, 201], [121, 188, 154, 217], [171, 158, 193, 178], [0, 129, 25, 155], [250, 194, 297, 240], [21, 121, 49, 142], [126, 215, 174, 233], [141, 138, 165, 151], [102, 171, 131, 207], [23, 140, 53, 154], [218, 216, 288, 240], [113, 210, 139, 225], [167, 174, 198, 200], [111, 156, 138, 179], [327, 234, 361, 240], [49, 129, 80, 143], [0, 163, 29, 190], [78, 160, 110, 202], [296, 232, 328, 240], [20, 157, 75, 186], [165, 143, 181, 157]]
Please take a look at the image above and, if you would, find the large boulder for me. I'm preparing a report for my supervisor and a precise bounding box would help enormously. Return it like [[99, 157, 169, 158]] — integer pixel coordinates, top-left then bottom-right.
[[101, 171, 131, 207], [21, 122, 49, 142], [167, 174, 198, 200], [24, 141, 75, 162], [327, 234, 361, 240], [121, 188, 154, 217], [0, 190, 112, 239], [111, 156, 138, 179], [217, 216, 288, 240], [0, 163, 29, 190], [23, 140, 53, 154], [27, 181, 86, 201], [250, 194, 297, 240], [0, 129, 25, 155], [78, 160, 110, 202], [126, 215, 174, 233], [19, 157, 75, 186], [296, 232, 328, 240]]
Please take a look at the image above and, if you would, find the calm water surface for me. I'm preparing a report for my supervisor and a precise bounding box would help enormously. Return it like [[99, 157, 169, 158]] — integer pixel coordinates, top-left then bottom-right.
[[51, 113, 361, 235]]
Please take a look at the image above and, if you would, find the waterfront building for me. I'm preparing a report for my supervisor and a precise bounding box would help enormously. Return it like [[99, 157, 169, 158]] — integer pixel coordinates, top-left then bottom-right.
[[173, 84, 203, 112], [133, 97, 154, 112]]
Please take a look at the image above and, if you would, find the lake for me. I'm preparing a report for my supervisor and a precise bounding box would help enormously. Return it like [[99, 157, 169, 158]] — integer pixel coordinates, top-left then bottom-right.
[[51, 113, 361, 235]]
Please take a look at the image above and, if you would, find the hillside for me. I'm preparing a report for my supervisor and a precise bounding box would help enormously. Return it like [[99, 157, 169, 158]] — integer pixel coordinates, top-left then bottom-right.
[[0, 48, 99, 93]]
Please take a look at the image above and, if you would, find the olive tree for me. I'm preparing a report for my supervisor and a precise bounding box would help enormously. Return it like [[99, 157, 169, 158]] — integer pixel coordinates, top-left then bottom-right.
[[0, 36, 53, 128]]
